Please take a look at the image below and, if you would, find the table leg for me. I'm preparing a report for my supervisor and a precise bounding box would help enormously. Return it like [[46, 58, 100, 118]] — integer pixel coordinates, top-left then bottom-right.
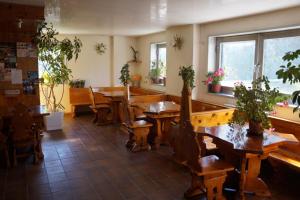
[[153, 119, 162, 149], [239, 157, 247, 200], [161, 118, 173, 145], [245, 156, 271, 197], [112, 101, 120, 123]]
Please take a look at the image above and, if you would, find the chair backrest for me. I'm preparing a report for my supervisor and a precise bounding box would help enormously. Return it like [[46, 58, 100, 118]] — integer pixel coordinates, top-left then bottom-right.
[[172, 81, 203, 171], [11, 103, 35, 141], [89, 86, 97, 107], [121, 89, 134, 126]]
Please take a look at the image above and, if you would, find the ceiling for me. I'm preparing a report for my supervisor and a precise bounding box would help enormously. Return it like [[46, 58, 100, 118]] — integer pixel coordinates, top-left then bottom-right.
[[1, 0, 300, 36]]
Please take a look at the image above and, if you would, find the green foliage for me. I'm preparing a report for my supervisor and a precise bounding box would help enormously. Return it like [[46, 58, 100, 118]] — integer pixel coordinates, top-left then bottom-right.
[[276, 49, 300, 116], [119, 63, 130, 86], [178, 65, 195, 89], [229, 76, 287, 129], [35, 22, 82, 111]]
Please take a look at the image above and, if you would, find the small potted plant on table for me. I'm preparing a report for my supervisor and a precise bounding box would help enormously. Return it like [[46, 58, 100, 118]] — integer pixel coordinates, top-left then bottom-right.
[[204, 68, 224, 93], [229, 76, 287, 136]]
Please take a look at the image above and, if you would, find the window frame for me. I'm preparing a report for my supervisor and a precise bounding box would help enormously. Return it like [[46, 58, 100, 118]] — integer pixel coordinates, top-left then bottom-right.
[[150, 42, 167, 86], [215, 28, 300, 93]]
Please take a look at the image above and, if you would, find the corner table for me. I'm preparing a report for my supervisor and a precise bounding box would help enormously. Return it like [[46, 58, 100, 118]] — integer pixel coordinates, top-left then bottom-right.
[[132, 101, 180, 149], [196, 125, 298, 199]]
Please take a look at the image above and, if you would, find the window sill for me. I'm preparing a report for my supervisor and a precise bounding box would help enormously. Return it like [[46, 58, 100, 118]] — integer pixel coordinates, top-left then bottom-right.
[[207, 92, 234, 98]]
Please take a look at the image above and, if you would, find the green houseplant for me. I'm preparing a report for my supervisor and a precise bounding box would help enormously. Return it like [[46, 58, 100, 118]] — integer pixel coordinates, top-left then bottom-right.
[[119, 63, 130, 98], [276, 49, 300, 117], [229, 76, 286, 135], [179, 65, 195, 89], [35, 22, 82, 130]]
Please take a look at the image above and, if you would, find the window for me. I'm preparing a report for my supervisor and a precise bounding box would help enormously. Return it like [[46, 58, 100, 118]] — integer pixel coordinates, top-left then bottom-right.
[[150, 42, 167, 86], [216, 29, 300, 94]]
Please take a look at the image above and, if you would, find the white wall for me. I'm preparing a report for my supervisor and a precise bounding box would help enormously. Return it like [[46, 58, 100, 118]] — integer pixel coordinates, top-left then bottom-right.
[[112, 36, 137, 86], [197, 6, 300, 121], [136, 32, 167, 91], [41, 34, 137, 113], [135, 6, 300, 122]]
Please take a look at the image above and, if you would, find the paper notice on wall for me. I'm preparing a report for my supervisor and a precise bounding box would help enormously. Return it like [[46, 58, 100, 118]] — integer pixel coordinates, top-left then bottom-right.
[[17, 42, 37, 58], [11, 68, 22, 84]]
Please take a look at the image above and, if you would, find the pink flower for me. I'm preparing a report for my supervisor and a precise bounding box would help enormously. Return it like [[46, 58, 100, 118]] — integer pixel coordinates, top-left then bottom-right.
[[206, 76, 213, 84], [269, 128, 275, 132]]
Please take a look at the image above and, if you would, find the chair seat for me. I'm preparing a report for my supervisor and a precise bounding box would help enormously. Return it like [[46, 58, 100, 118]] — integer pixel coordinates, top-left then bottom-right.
[[126, 120, 153, 129], [194, 155, 234, 176]]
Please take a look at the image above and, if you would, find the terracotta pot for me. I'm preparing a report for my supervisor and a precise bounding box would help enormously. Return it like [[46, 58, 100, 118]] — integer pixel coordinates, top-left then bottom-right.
[[211, 84, 222, 93], [248, 120, 264, 136]]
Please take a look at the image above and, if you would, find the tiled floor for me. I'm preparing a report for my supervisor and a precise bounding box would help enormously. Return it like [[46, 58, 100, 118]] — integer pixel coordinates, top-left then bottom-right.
[[0, 114, 299, 200]]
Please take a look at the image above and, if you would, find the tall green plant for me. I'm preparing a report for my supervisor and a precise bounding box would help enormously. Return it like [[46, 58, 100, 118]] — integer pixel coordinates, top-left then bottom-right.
[[119, 63, 130, 86], [35, 22, 82, 112], [276, 49, 300, 116], [179, 65, 195, 89], [229, 76, 286, 129]]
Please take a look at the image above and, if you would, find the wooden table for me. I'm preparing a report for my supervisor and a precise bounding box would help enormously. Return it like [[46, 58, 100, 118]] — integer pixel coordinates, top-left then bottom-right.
[[96, 91, 139, 123], [132, 101, 180, 149], [197, 125, 298, 199]]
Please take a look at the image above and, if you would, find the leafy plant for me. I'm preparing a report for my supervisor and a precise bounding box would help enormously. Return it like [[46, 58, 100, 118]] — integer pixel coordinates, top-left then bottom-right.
[[119, 63, 130, 86], [179, 65, 195, 89], [204, 68, 225, 85], [229, 76, 287, 129], [276, 49, 300, 116], [69, 79, 85, 88], [35, 22, 82, 112]]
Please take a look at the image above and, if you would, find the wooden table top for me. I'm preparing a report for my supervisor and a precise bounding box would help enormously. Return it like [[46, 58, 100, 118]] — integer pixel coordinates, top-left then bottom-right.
[[132, 101, 180, 114], [0, 105, 49, 117], [197, 125, 298, 154], [97, 91, 139, 97]]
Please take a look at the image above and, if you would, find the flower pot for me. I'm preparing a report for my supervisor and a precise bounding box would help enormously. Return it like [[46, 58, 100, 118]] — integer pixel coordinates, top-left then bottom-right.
[[211, 84, 222, 93], [44, 111, 64, 131], [247, 120, 264, 136]]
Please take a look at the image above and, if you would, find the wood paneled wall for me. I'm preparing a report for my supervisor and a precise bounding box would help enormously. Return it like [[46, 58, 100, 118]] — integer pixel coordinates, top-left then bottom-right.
[[0, 2, 44, 107]]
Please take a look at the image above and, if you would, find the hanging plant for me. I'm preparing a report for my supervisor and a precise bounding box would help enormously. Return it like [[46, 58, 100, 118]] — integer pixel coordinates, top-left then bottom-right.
[[119, 63, 130, 86], [95, 43, 106, 55], [179, 65, 195, 89]]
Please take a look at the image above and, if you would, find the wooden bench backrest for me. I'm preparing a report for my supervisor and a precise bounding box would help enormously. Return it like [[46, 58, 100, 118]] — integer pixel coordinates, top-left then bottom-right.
[[167, 95, 227, 112], [129, 94, 167, 103], [69, 88, 90, 105], [130, 87, 164, 95], [269, 116, 300, 159], [191, 108, 235, 129]]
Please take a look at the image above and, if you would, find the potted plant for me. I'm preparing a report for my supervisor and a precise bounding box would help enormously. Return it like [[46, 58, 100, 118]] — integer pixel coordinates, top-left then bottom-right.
[[229, 76, 286, 136], [179, 65, 195, 89], [35, 22, 82, 130], [119, 63, 130, 98], [204, 68, 224, 93], [276, 49, 300, 117]]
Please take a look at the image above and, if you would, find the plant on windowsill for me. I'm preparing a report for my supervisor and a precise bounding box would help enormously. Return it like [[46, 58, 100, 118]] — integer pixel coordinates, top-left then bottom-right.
[[204, 68, 224, 93], [276, 49, 300, 117], [229, 76, 287, 136], [178, 65, 195, 89], [149, 61, 166, 85]]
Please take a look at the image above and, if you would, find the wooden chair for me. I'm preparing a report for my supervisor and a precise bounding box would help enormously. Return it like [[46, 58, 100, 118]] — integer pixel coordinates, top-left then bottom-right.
[[0, 117, 10, 168], [89, 87, 112, 125], [10, 103, 41, 166], [172, 82, 234, 200], [122, 92, 153, 152]]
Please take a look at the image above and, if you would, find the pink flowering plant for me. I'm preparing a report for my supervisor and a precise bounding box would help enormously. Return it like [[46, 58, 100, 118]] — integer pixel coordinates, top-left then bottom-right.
[[204, 68, 225, 85]]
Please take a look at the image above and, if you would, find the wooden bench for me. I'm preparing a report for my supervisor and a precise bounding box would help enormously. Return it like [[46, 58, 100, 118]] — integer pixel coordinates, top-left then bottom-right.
[[269, 116, 300, 171], [70, 87, 163, 117], [172, 82, 234, 200]]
